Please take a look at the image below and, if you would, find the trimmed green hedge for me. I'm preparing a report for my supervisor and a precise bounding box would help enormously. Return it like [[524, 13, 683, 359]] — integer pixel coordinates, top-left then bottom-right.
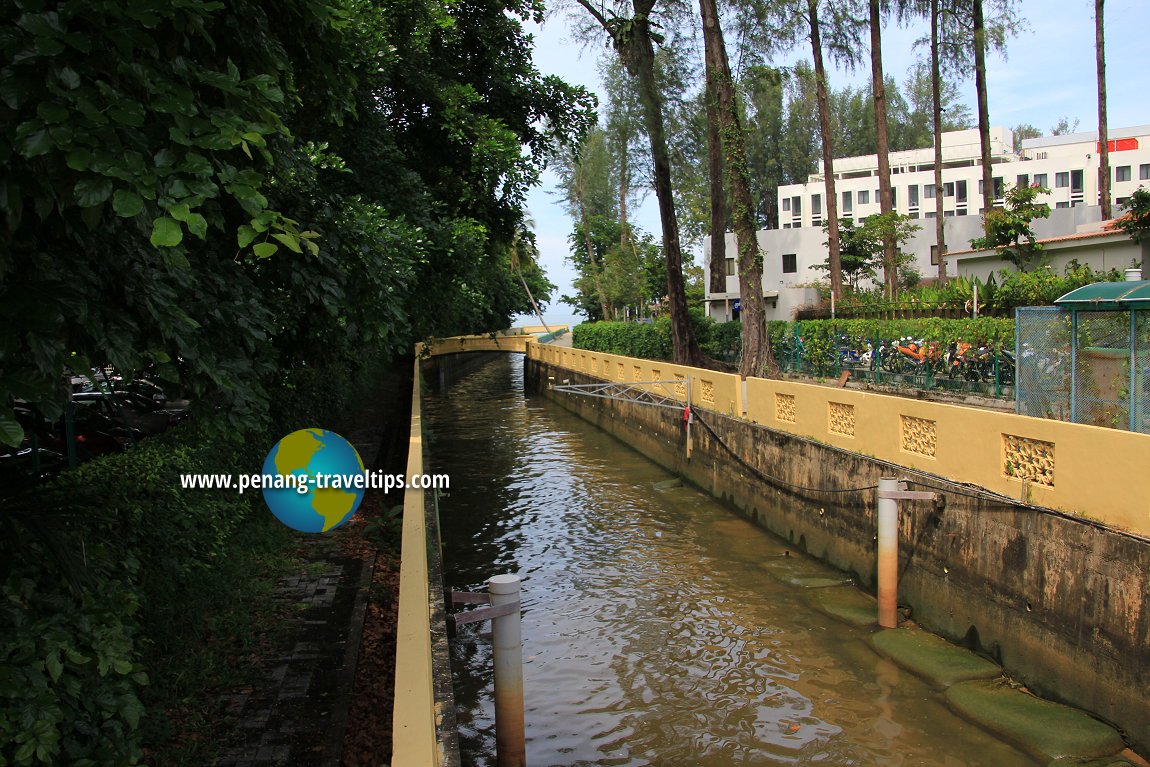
[[572, 316, 1016, 365]]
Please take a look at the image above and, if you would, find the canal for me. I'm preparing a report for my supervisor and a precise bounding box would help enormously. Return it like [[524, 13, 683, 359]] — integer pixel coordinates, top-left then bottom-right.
[[427, 354, 1037, 766]]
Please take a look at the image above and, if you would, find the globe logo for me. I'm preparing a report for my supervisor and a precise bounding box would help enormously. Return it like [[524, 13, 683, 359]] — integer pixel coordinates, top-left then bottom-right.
[[261, 428, 366, 532]]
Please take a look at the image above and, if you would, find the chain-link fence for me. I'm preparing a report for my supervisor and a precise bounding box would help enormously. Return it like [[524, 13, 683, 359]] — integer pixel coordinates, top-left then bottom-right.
[[1017, 306, 1150, 433]]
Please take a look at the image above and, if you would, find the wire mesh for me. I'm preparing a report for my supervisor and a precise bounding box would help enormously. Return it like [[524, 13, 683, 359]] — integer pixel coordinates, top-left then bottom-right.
[[1016, 307, 1072, 421], [1018, 306, 1148, 433]]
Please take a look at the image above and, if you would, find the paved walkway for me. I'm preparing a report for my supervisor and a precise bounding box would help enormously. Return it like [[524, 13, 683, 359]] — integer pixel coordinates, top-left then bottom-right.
[[211, 388, 403, 767], [211, 537, 372, 767]]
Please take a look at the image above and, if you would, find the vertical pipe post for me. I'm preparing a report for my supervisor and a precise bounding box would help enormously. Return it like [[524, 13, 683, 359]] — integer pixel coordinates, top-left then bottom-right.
[[877, 477, 899, 629], [686, 376, 693, 460], [488, 574, 525, 767]]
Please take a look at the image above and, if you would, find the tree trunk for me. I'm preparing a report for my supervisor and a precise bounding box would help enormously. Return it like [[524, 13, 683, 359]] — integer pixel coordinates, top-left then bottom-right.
[[869, 0, 896, 299], [973, 0, 995, 236], [699, 0, 772, 376], [625, 2, 705, 365], [1096, 0, 1111, 220], [809, 0, 842, 301], [931, 0, 947, 280], [706, 73, 728, 297]]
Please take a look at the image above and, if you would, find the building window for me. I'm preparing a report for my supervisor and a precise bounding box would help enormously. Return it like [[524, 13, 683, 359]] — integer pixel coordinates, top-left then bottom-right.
[[812, 193, 822, 216], [944, 210, 956, 217], [725, 257, 736, 277], [1055, 172, 1069, 188], [1017, 174, 1029, 189], [891, 187, 897, 206], [842, 190, 853, 213], [782, 222, 791, 229], [908, 185, 919, 207], [909, 211, 919, 219], [944, 181, 955, 197], [1141, 164, 1150, 181], [792, 195, 802, 215], [782, 253, 797, 273], [1056, 201, 1070, 209], [930, 245, 940, 265], [1034, 173, 1048, 188], [924, 184, 936, 199], [993, 177, 1004, 199], [858, 190, 870, 205], [925, 211, 937, 219], [1116, 165, 1132, 182], [1071, 169, 1084, 194], [782, 198, 790, 211], [1117, 196, 1131, 207], [957, 180, 968, 204]]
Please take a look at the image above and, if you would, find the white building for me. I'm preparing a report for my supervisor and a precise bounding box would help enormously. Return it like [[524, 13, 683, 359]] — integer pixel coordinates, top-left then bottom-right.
[[704, 124, 1150, 321]]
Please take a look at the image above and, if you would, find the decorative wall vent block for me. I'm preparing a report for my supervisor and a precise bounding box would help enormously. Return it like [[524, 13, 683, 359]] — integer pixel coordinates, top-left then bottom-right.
[[1003, 434, 1055, 487], [828, 402, 856, 437], [900, 415, 938, 457], [775, 393, 797, 423], [674, 374, 687, 399], [617, 363, 625, 380], [633, 365, 642, 382], [701, 380, 716, 405]]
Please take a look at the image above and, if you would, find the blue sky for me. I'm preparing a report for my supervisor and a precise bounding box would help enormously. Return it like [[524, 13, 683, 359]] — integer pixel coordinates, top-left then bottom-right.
[[517, 0, 1149, 327]]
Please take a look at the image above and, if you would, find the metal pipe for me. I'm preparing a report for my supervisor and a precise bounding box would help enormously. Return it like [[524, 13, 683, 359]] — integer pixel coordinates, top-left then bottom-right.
[[877, 477, 899, 629], [489, 574, 526, 767]]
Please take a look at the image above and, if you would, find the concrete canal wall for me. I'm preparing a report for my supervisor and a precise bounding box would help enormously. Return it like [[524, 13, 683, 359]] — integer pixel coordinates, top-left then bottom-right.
[[525, 347, 1150, 755]]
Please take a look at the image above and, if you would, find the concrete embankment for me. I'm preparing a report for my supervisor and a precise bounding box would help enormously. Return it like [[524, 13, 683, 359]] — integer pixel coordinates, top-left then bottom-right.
[[525, 355, 1150, 759]]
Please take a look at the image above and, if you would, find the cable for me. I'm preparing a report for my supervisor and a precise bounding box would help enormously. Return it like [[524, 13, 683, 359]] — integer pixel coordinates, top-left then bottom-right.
[[690, 408, 879, 496]]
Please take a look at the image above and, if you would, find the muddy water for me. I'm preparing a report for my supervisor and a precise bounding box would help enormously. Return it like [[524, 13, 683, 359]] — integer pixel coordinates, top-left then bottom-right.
[[427, 355, 1035, 767]]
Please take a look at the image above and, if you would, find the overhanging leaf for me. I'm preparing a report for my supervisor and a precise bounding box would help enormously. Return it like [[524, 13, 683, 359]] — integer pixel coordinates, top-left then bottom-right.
[[150, 216, 183, 247], [112, 189, 144, 217], [253, 241, 278, 258]]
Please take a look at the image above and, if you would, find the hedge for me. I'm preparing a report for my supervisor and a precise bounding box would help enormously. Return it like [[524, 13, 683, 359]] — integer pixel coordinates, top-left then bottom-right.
[[572, 316, 1017, 365]]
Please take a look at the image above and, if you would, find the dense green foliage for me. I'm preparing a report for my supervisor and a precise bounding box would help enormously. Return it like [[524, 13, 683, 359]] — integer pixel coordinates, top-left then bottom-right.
[[0, 0, 594, 445], [807, 261, 1130, 317], [0, 354, 382, 766]]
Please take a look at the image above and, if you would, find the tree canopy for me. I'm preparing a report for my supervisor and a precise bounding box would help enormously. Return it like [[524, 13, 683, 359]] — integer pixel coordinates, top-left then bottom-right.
[[0, 0, 595, 444]]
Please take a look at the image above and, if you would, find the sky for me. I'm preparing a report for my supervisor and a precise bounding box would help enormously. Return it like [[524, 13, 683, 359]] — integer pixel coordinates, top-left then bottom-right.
[[516, 0, 1150, 328]]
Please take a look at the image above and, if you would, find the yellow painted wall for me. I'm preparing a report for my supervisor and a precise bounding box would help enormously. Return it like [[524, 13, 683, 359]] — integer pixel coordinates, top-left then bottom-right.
[[530, 343, 1150, 536], [530, 342, 744, 417]]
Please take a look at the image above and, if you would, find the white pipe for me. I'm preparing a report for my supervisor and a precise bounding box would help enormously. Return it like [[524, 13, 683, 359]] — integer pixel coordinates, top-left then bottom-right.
[[489, 574, 526, 767], [877, 477, 899, 629]]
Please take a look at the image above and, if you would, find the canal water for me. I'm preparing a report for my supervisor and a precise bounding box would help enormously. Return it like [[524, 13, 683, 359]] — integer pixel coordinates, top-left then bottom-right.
[[427, 355, 1036, 767]]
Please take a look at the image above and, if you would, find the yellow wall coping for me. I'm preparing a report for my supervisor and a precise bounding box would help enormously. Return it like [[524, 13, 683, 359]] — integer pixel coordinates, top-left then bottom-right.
[[391, 357, 442, 766]]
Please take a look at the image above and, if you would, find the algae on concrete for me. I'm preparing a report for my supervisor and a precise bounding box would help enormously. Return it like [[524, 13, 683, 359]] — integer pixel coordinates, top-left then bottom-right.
[[808, 586, 877, 627], [946, 679, 1125, 762], [871, 628, 1001, 689]]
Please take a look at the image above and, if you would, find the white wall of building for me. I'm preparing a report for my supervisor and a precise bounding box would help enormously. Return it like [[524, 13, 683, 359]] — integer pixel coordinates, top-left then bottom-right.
[[704, 125, 1150, 321]]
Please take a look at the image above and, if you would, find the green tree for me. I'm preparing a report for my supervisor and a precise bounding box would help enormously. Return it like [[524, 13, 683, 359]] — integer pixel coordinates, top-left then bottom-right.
[[970, 184, 1052, 272], [1011, 122, 1042, 153], [575, 0, 708, 366]]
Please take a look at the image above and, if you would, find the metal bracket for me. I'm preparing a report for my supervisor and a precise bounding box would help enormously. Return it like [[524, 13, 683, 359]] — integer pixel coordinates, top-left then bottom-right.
[[449, 591, 521, 627], [550, 380, 687, 412], [877, 480, 939, 502]]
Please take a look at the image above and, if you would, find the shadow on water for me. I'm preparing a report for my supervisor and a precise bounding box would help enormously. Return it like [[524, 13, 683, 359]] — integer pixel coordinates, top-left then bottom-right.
[[424, 355, 1037, 767]]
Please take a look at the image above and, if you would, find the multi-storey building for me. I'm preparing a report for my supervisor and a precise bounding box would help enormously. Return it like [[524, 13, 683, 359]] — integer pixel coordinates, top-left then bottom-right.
[[704, 124, 1150, 321]]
